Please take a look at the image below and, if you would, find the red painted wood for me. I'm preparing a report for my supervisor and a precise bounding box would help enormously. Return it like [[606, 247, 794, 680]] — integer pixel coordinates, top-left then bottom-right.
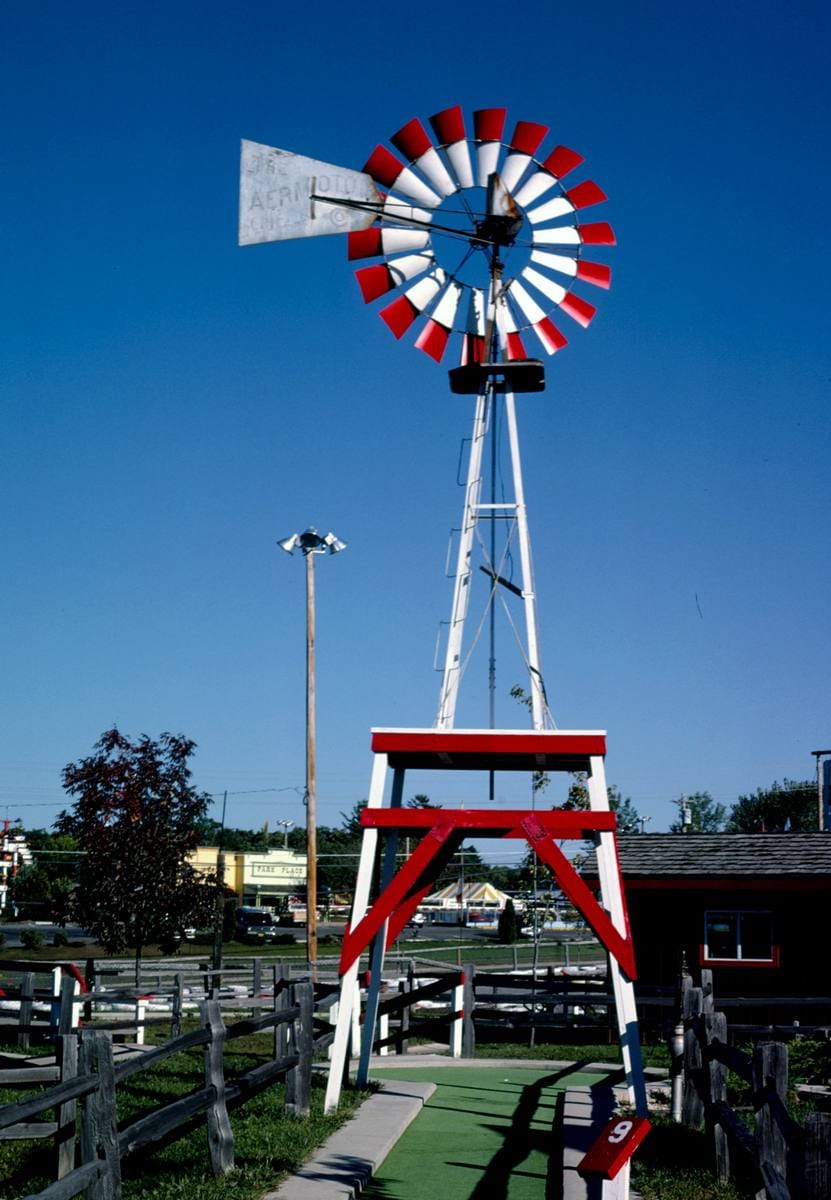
[[339, 821, 461, 974], [347, 228, 383, 261], [362, 145, 404, 188], [542, 145, 584, 179], [579, 1115, 652, 1179], [360, 808, 617, 836], [559, 292, 597, 328], [391, 117, 432, 161], [429, 105, 466, 145], [474, 107, 507, 142], [370, 729, 607, 766], [509, 120, 549, 155], [566, 179, 608, 210], [578, 221, 616, 245], [528, 831, 637, 979]]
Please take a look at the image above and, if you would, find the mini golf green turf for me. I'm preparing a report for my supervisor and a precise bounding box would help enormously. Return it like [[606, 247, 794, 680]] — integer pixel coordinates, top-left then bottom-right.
[[363, 1065, 600, 1200]]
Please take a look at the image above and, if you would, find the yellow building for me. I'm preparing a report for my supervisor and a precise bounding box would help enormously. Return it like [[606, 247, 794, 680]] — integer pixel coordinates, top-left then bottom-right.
[[188, 846, 308, 909]]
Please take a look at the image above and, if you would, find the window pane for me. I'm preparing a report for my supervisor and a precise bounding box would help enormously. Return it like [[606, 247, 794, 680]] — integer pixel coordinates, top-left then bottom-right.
[[740, 911, 772, 960], [706, 912, 737, 959]]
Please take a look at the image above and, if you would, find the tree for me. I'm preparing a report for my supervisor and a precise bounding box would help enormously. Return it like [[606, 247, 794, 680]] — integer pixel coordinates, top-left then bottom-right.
[[497, 897, 519, 943], [11, 829, 78, 919], [669, 791, 727, 832], [56, 728, 216, 966], [727, 779, 817, 832]]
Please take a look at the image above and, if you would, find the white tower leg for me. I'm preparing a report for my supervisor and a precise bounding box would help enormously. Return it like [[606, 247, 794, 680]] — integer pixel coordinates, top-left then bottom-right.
[[324, 752, 390, 1114], [587, 754, 648, 1116]]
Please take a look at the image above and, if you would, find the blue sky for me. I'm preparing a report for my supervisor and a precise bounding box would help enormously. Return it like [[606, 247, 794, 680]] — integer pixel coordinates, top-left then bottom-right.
[[2, 2, 829, 863]]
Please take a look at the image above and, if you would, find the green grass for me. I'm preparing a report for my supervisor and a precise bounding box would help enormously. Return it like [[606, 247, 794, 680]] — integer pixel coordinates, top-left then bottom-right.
[[631, 1116, 749, 1199], [475, 1040, 671, 1068]]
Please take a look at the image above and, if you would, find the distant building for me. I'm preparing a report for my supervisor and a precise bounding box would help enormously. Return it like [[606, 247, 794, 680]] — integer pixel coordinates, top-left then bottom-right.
[[0, 822, 33, 912], [188, 846, 308, 909], [420, 880, 512, 926], [584, 833, 831, 1030]]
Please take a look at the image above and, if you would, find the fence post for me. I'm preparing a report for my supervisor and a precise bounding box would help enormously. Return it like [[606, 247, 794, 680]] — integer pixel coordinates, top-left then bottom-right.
[[753, 1041, 788, 1187], [80, 1031, 121, 1200], [462, 964, 476, 1058], [800, 1112, 831, 1200], [55, 1032, 79, 1178], [704, 1010, 730, 1183], [450, 972, 464, 1058], [18, 970, 34, 1050], [397, 979, 409, 1055], [252, 957, 262, 1000], [681, 982, 705, 1128], [202, 999, 234, 1175], [59, 972, 81, 1035], [286, 981, 313, 1118], [171, 972, 184, 1038]]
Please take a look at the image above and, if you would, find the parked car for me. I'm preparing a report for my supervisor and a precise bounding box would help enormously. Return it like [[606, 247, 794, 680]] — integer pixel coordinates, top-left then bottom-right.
[[234, 907, 280, 944]]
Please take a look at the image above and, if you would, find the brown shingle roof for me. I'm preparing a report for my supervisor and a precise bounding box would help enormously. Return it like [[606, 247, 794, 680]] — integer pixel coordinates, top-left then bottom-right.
[[585, 833, 831, 879]]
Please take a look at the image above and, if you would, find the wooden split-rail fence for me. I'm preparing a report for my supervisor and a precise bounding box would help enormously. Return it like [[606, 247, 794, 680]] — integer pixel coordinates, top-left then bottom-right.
[[0, 983, 314, 1200], [679, 971, 830, 1200]]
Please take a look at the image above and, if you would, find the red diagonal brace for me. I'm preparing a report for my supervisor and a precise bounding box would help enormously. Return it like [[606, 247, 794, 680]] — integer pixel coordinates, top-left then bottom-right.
[[339, 819, 459, 975], [521, 814, 637, 979]]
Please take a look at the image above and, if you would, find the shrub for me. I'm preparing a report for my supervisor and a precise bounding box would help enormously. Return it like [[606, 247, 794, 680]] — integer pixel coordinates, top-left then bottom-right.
[[52, 930, 70, 948], [0, 931, 5, 948], [20, 928, 44, 951]]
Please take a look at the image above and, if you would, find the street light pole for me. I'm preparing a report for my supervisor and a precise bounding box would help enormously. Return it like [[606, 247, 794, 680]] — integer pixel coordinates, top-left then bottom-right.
[[278, 528, 347, 975]]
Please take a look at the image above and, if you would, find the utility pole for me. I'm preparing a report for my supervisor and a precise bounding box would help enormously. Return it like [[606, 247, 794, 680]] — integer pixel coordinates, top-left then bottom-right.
[[278, 527, 347, 976]]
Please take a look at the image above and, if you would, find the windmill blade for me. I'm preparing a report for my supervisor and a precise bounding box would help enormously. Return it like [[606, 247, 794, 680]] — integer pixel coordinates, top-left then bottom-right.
[[500, 120, 549, 192], [530, 250, 611, 290], [513, 145, 584, 209], [506, 281, 569, 355], [363, 145, 443, 209], [415, 280, 463, 362], [354, 252, 435, 302], [495, 301, 529, 361], [391, 118, 457, 198], [460, 287, 486, 365], [532, 221, 616, 246], [239, 140, 382, 244], [382, 195, 435, 229], [474, 108, 507, 186], [429, 105, 475, 189], [522, 266, 567, 306], [575, 260, 612, 288], [378, 269, 447, 339], [347, 227, 431, 260], [526, 195, 575, 224], [530, 249, 578, 279]]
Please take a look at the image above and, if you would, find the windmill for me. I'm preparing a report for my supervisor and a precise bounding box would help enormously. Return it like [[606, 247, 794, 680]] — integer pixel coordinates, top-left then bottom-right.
[[239, 105, 615, 734], [240, 108, 649, 1187]]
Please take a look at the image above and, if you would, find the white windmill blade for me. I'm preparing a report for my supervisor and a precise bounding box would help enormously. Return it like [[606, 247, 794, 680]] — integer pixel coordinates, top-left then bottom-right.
[[238, 140, 382, 244], [500, 120, 549, 193], [474, 108, 507, 186], [430, 105, 475, 189], [391, 118, 457, 198], [415, 280, 464, 362]]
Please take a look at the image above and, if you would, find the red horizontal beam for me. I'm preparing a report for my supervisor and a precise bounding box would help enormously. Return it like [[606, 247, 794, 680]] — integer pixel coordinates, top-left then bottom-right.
[[370, 728, 607, 770], [360, 808, 617, 837]]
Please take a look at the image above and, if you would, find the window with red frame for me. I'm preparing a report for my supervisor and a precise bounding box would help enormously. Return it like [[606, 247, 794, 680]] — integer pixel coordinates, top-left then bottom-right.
[[703, 910, 776, 964]]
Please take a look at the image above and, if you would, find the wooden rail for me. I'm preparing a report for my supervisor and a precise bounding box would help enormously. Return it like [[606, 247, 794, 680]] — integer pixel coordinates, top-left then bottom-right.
[[0, 984, 314, 1200], [680, 972, 830, 1200]]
